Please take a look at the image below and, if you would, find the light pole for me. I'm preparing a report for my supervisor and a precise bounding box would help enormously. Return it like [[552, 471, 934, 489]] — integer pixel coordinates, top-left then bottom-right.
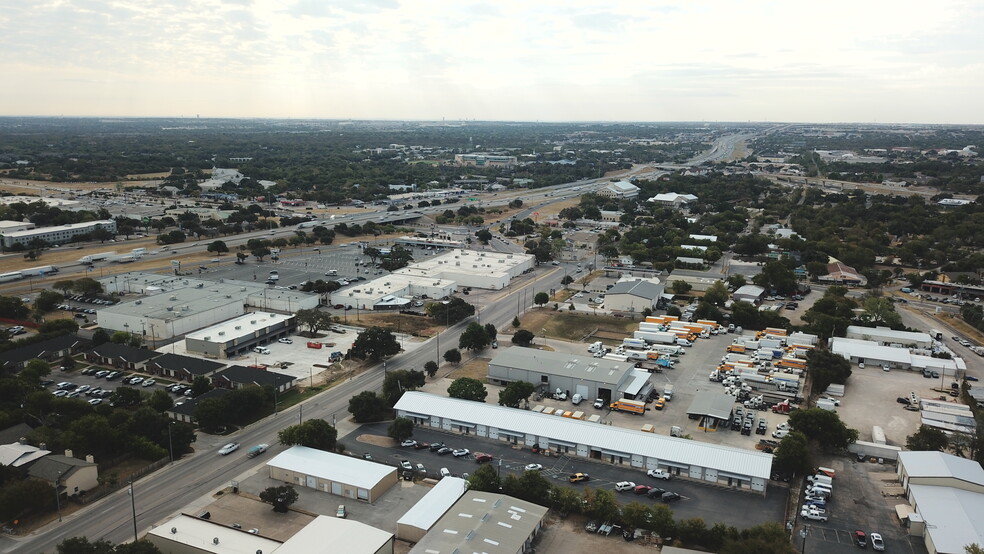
[[167, 421, 174, 463], [799, 525, 810, 553], [54, 472, 62, 522], [542, 328, 546, 346], [128, 480, 138, 543]]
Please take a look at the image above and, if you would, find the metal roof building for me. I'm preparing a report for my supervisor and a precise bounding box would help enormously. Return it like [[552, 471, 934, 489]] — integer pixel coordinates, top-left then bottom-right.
[[147, 514, 283, 554], [830, 337, 966, 375], [394, 392, 773, 493], [276, 515, 394, 554], [846, 325, 933, 348], [408, 490, 547, 554], [686, 392, 735, 431], [267, 446, 398, 502], [396, 477, 469, 542]]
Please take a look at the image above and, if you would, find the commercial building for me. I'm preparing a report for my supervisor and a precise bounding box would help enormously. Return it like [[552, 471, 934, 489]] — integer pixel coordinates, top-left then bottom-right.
[[338, 274, 456, 312], [146, 514, 283, 554], [396, 392, 773, 492], [845, 325, 933, 349], [599, 181, 640, 199], [394, 249, 535, 291], [604, 278, 665, 312], [267, 446, 398, 503], [732, 285, 767, 304], [83, 343, 161, 372], [663, 272, 724, 293], [453, 153, 518, 168], [184, 312, 296, 359], [0, 334, 90, 372], [685, 392, 736, 431], [896, 451, 984, 553], [647, 192, 698, 209], [212, 365, 296, 393], [276, 516, 394, 554], [396, 477, 469, 542], [829, 337, 967, 375], [409, 490, 547, 554], [146, 353, 227, 381], [819, 261, 867, 286], [487, 347, 652, 403], [0, 219, 116, 248], [0, 220, 35, 235]]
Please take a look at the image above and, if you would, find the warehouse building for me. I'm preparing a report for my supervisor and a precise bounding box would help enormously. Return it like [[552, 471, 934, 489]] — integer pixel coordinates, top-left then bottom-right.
[[830, 337, 966, 375], [276, 516, 394, 554], [409, 490, 547, 554], [394, 249, 535, 290], [339, 274, 456, 312], [487, 347, 652, 404], [267, 446, 397, 502], [395, 392, 773, 493], [184, 312, 296, 359], [604, 278, 665, 312], [1, 219, 116, 248], [147, 514, 283, 554], [96, 284, 248, 340], [845, 326, 933, 349], [685, 392, 735, 431], [895, 451, 984, 554], [396, 477, 469, 542]]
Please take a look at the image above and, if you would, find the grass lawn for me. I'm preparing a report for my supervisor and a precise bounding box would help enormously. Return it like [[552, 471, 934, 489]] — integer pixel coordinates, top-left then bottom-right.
[[513, 309, 636, 342]]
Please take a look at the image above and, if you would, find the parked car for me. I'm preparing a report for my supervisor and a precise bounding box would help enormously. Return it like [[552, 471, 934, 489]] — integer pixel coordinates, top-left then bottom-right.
[[436, 447, 453, 455], [800, 508, 828, 521], [141, 379, 156, 387], [614, 481, 636, 492], [524, 463, 544, 471], [633, 485, 652, 495], [278, 338, 293, 344], [568, 473, 590, 483], [336, 504, 346, 518], [854, 530, 867, 548], [429, 442, 446, 452], [870, 532, 884, 551], [400, 439, 417, 447], [452, 448, 471, 458], [647, 469, 671, 480], [661, 492, 681, 502], [413, 442, 429, 449], [400, 460, 413, 471]]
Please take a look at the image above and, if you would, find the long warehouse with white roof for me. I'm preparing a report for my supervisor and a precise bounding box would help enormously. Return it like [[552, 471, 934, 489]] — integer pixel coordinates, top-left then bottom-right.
[[394, 392, 774, 493]]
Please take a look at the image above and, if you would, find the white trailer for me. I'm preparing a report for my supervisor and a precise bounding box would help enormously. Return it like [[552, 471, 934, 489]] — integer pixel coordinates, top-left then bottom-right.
[[79, 251, 117, 264], [20, 265, 57, 276], [634, 331, 678, 344], [0, 271, 23, 283]]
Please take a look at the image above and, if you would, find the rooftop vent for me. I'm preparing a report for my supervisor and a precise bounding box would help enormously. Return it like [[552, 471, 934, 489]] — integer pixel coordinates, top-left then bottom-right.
[[235, 326, 241, 330], [218, 331, 225, 336], [135, 300, 142, 305]]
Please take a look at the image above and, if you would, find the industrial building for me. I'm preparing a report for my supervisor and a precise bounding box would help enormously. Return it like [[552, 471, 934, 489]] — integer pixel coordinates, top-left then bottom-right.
[[486, 347, 653, 403], [276, 516, 394, 554], [599, 181, 640, 199], [453, 153, 518, 167], [396, 477, 469, 542], [896, 451, 984, 554], [0, 219, 116, 248], [266, 446, 398, 503], [846, 325, 933, 349], [184, 312, 296, 359], [408, 490, 547, 554], [395, 392, 774, 493], [829, 337, 967, 376], [338, 274, 456, 312], [685, 392, 736, 431], [732, 284, 767, 304], [604, 278, 665, 312], [394, 249, 535, 290]]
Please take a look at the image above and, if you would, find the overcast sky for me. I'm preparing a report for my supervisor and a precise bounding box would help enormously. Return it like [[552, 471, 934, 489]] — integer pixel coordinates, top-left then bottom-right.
[[2, 0, 982, 124]]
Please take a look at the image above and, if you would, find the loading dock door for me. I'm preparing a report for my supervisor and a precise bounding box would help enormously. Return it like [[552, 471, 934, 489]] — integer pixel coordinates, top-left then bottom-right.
[[331, 482, 342, 496], [575, 384, 589, 398], [305, 475, 317, 489]]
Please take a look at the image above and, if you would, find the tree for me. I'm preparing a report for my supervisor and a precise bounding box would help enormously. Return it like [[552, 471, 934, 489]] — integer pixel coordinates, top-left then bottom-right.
[[73, 277, 104, 296], [726, 274, 746, 289], [207, 240, 229, 255], [498, 381, 535, 408], [561, 275, 574, 288], [56, 537, 117, 554], [511, 316, 521, 328], [251, 246, 271, 261], [190, 375, 213, 397], [193, 397, 229, 431], [92, 328, 110, 346], [475, 229, 493, 244], [502, 468, 552, 504], [259, 485, 299, 513], [458, 321, 491, 351], [388, 417, 415, 442], [585, 488, 620, 525], [53, 279, 75, 296], [788, 408, 858, 451], [348, 390, 388, 422], [443, 348, 462, 365], [671, 280, 693, 295], [35, 290, 64, 312], [147, 389, 174, 412], [511, 329, 535, 346], [483, 323, 497, 343], [278, 419, 338, 451], [806, 348, 853, 394], [467, 463, 501, 492], [382, 369, 425, 405], [424, 360, 438, 377], [426, 297, 476, 325], [447, 377, 487, 402], [295, 308, 333, 335], [703, 280, 730, 306], [533, 292, 549, 306], [772, 430, 812, 476], [906, 425, 949, 452], [110, 386, 142, 408], [350, 326, 401, 362]]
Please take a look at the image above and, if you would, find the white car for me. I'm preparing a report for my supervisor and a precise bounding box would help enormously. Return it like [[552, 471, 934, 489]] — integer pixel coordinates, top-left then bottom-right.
[[524, 463, 544, 471], [647, 469, 671, 480], [776, 422, 791, 431], [218, 443, 240, 455], [800, 508, 828, 522], [452, 448, 471, 458], [614, 481, 636, 492], [773, 429, 790, 439], [278, 338, 293, 344], [870, 532, 885, 551], [141, 379, 156, 387], [400, 439, 417, 447], [574, 293, 584, 298]]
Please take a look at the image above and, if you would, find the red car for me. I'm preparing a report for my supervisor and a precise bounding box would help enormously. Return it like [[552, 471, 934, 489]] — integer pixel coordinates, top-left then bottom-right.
[[633, 485, 653, 495]]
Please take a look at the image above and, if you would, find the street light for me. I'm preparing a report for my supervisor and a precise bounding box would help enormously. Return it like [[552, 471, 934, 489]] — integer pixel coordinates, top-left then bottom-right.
[[167, 421, 174, 463], [54, 472, 62, 522], [128, 480, 138, 543], [799, 525, 810, 553]]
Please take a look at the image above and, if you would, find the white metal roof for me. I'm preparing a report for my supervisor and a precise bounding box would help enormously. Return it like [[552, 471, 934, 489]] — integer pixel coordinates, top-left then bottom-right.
[[733, 285, 765, 297], [489, 347, 634, 386], [147, 514, 281, 553], [622, 369, 652, 396], [397, 477, 468, 530], [829, 337, 912, 364], [409, 491, 548, 554], [275, 515, 393, 554], [395, 392, 773, 479], [907, 485, 984, 553], [266, 446, 396, 489], [845, 325, 931, 344], [186, 311, 292, 342], [900, 451, 984, 486]]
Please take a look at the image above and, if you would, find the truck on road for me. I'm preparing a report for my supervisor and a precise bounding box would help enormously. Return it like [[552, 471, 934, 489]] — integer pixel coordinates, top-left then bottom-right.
[[246, 444, 269, 458]]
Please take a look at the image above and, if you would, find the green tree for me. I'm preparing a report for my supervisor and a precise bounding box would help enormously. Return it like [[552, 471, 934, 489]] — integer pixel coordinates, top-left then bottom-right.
[[73, 277, 104, 296], [92, 328, 110, 345], [350, 326, 401, 361], [483, 323, 497, 343], [35, 290, 64, 312], [278, 419, 338, 451], [533, 292, 549, 306], [110, 386, 142, 408], [348, 391, 388, 422], [501, 468, 552, 504], [206, 240, 229, 255], [424, 360, 438, 377], [382, 369, 425, 405], [550, 486, 585, 517], [147, 389, 174, 413], [906, 425, 949, 452], [295, 308, 333, 335], [703, 280, 730, 306], [475, 229, 493, 244], [720, 522, 797, 554], [788, 408, 858, 451], [511, 316, 521, 328], [806, 348, 852, 394], [585, 488, 620, 525], [21, 358, 52, 383], [259, 485, 299, 513], [467, 463, 501, 492], [251, 246, 271, 261], [671, 280, 693, 295], [726, 274, 746, 289], [53, 279, 76, 296], [191, 375, 213, 397], [388, 417, 415, 442], [193, 397, 229, 431], [426, 297, 476, 325], [443, 348, 462, 365], [458, 321, 491, 351], [772, 430, 812, 476], [498, 381, 535, 408], [447, 377, 488, 402], [56, 537, 117, 554], [511, 329, 535, 346], [752, 260, 798, 295]]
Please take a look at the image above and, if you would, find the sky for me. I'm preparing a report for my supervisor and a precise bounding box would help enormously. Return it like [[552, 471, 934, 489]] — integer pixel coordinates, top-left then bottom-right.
[[2, 0, 983, 124]]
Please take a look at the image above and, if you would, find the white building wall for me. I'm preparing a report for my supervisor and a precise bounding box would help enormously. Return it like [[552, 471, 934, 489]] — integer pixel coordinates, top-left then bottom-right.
[[606, 294, 655, 312], [97, 301, 245, 339]]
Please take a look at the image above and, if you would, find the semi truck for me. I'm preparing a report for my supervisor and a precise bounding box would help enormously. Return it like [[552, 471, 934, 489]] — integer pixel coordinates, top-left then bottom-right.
[[609, 399, 646, 414], [20, 265, 58, 276], [622, 338, 648, 350], [78, 251, 116, 264]]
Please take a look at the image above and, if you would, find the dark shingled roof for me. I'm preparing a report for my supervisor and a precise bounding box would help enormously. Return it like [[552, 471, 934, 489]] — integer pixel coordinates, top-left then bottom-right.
[[150, 353, 226, 376], [85, 343, 161, 363]]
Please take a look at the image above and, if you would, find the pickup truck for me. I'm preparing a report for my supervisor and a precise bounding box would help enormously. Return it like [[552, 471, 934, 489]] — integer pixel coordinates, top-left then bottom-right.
[[246, 444, 269, 458], [800, 508, 828, 521]]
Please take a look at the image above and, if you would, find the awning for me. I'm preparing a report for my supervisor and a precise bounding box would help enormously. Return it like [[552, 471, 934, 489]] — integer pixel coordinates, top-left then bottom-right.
[[448, 421, 475, 429], [895, 504, 914, 521], [497, 429, 524, 438]]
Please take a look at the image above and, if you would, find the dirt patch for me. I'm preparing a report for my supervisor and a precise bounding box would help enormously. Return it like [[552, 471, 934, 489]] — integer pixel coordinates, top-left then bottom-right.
[[445, 356, 493, 382], [534, 513, 661, 552], [355, 433, 397, 448], [936, 312, 984, 343], [346, 312, 439, 338], [515, 310, 637, 342]]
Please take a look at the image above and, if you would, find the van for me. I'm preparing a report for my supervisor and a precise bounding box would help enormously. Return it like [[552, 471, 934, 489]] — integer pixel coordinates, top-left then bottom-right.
[[676, 338, 692, 347], [440, 468, 451, 478], [253, 346, 271, 354], [810, 483, 832, 494], [807, 475, 832, 487]]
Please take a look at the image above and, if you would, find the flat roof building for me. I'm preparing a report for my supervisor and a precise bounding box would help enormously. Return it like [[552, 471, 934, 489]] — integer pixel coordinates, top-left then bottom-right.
[[846, 326, 933, 348], [409, 490, 547, 554], [185, 312, 296, 359], [267, 446, 398, 503], [605, 278, 665, 312], [394, 249, 535, 291], [396, 477, 469, 543], [1, 219, 116, 248], [395, 392, 773, 493], [146, 514, 282, 554], [276, 515, 394, 554]]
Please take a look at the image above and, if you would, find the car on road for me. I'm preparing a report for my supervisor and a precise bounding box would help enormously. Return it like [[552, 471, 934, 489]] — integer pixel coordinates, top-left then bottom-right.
[[436, 447, 453, 455], [968, 376, 980, 382], [568, 473, 590, 483], [614, 481, 636, 492], [400, 439, 417, 447], [452, 448, 470, 457], [278, 338, 293, 344], [647, 469, 671, 480], [218, 443, 240, 455], [870, 532, 884, 551], [524, 463, 544, 471], [429, 442, 446, 452], [854, 531, 867, 548], [400, 460, 413, 471]]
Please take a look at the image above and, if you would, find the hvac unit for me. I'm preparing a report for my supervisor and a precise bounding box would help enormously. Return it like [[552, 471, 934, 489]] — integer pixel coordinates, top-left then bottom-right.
[[135, 300, 142, 305], [169, 295, 178, 301], [166, 306, 174, 311], [250, 320, 257, 324], [204, 336, 211, 341], [218, 331, 225, 336], [235, 326, 242, 330]]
